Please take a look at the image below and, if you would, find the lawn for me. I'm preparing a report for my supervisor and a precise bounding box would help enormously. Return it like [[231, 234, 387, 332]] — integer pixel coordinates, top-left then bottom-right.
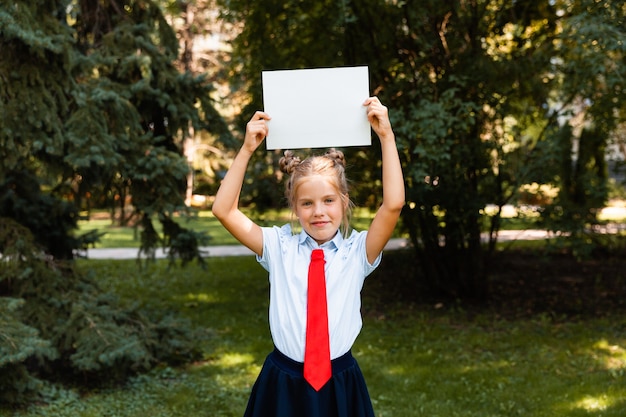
[[76, 208, 379, 248], [4, 254, 625, 417], [76, 210, 256, 248], [76, 204, 626, 250]]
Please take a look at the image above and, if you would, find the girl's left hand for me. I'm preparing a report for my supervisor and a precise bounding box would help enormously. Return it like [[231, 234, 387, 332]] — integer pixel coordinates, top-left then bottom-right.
[[364, 97, 393, 140]]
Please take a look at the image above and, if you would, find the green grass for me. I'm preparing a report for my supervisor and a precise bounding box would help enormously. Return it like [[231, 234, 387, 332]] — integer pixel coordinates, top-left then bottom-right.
[[77, 210, 244, 248], [76, 208, 387, 248], [77, 207, 554, 250], [4, 257, 625, 417]]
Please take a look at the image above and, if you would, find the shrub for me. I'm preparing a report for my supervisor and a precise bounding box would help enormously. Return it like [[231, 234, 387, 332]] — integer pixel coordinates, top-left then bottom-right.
[[0, 218, 202, 406]]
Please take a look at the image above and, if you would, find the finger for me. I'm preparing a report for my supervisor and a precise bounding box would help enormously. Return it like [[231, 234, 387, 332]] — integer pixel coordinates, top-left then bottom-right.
[[363, 96, 380, 106], [246, 120, 268, 137], [247, 113, 271, 130], [366, 106, 385, 121], [251, 111, 271, 121], [368, 102, 387, 116], [251, 124, 269, 138]]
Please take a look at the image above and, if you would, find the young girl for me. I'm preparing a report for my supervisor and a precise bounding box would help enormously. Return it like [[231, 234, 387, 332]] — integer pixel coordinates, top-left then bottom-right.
[[212, 97, 405, 417]]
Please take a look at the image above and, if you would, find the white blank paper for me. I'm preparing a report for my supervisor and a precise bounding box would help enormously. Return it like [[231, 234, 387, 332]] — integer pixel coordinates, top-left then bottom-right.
[[262, 66, 371, 150]]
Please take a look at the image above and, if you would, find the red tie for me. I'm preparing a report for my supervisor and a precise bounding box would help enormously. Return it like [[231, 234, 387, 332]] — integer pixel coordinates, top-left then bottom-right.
[[303, 248, 331, 391]]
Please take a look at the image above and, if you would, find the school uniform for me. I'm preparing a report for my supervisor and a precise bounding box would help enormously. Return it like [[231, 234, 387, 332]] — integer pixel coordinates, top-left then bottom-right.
[[243, 224, 381, 417]]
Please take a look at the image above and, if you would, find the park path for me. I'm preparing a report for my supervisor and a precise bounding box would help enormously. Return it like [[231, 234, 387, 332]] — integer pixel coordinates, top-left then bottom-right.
[[84, 229, 551, 260]]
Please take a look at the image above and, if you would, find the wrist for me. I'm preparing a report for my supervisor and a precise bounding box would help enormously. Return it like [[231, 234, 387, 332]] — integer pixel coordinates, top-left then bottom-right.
[[238, 146, 255, 158], [378, 132, 396, 143]]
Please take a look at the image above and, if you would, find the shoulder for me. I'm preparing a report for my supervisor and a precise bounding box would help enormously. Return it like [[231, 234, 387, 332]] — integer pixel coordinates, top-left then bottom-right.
[[257, 224, 297, 266], [343, 229, 367, 247], [262, 223, 295, 245], [335, 229, 367, 257], [341, 229, 382, 269]]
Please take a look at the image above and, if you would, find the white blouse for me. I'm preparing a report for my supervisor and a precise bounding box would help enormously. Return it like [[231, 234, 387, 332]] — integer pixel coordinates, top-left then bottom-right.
[[257, 224, 381, 362]]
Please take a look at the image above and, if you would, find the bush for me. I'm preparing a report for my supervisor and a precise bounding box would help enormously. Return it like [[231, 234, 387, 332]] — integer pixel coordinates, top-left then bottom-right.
[[0, 298, 57, 404], [0, 218, 202, 406]]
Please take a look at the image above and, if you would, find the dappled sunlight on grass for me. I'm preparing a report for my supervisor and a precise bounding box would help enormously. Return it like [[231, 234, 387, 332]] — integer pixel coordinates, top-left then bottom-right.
[[182, 292, 219, 305], [575, 395, 610, 412], [355, 313, 626, 417], [196, 210, 214, 218], [593, 339, 626, 368], [592, 339, 626, 372], [216, 352, 256, 368], [189, 351, 260, 393], [11, 258, 624, 417]]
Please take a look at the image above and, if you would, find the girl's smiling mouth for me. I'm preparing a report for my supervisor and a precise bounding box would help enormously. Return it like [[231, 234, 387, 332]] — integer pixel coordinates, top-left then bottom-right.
[[311, 221, 329, 227]]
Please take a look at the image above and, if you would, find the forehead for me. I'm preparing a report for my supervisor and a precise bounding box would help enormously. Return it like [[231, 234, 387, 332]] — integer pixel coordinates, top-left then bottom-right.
[[295, 175, 339, 198]]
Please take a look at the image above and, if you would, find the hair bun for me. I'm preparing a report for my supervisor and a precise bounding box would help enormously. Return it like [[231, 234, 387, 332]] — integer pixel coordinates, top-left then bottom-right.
[[324, 148, 346, 168], [279, 150, 301, 175]]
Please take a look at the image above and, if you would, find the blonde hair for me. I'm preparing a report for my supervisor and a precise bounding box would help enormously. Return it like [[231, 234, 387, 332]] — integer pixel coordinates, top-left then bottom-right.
[[279, 148, 353, 237]]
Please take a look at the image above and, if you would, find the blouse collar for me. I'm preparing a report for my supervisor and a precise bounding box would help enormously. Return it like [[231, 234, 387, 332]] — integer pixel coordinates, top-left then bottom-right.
[[298, 228, 343, 251]]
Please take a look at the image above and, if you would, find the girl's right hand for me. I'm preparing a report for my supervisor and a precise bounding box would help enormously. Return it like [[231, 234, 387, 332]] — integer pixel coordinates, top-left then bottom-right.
[[244, 111, 271, 152]]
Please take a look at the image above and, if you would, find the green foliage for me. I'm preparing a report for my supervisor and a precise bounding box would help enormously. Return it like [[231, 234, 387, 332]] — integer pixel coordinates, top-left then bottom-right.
[[0, 170, 86, 260], [0, 0, 73, 168], [0, 217, 202, 406], [0, 298, 57, 405], [159, 214, 209, 268], [220, 0, 626, 298], [531, 0, 626, 258], [0, 0, 229, 263], [0, 0, 225, 400], [539, 124, 610, 257]]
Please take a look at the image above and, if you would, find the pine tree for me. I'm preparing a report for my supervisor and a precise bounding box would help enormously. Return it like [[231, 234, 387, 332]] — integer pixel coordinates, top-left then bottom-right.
[[0, 0, 220, 404], [1, 0, 228, 262]]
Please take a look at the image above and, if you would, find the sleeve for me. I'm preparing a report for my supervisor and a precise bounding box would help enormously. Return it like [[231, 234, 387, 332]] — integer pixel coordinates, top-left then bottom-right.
[[345, 229, 382, 279], [362, 231, 382, 278], [256, 224, 292, 272]]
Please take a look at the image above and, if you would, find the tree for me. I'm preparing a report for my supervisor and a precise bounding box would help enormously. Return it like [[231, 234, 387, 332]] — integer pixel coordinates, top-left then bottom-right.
[[218, 0, 625, 298], [0, 0, 224, 404], [537, 0, 626, 255], [0, 218, 201, 405], [1, 0, 229, 262], [157, 0, 237, 204], [377, 1, 567, 299]]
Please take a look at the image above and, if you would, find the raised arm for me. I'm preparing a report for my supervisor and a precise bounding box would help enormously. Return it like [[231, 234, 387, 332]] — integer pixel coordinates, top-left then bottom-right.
[[363, 97, 405, 264], [211, 112, 270, 257]]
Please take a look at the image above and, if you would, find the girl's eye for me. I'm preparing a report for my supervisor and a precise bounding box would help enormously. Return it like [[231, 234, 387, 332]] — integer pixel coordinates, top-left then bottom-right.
[[325, 198, 334, 204]]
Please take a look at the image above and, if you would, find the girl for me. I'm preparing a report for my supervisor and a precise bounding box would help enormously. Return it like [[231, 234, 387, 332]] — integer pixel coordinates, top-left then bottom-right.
[[212, 97, 405, 417]]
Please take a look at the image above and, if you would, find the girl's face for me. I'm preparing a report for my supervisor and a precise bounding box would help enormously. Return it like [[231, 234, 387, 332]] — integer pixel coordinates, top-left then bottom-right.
[[294, 175, 346, 245]]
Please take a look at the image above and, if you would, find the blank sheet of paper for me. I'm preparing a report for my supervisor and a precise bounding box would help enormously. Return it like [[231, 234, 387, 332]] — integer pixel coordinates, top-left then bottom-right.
[[262, 66, 371, 150]]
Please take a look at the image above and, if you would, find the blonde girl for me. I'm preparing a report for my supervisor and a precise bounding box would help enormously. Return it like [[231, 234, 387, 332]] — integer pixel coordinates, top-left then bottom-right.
[[212, 97, 405, 417]]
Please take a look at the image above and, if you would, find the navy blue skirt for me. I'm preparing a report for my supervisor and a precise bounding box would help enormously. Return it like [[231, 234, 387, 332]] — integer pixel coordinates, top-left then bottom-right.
[[243, 349, 375, 417]]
